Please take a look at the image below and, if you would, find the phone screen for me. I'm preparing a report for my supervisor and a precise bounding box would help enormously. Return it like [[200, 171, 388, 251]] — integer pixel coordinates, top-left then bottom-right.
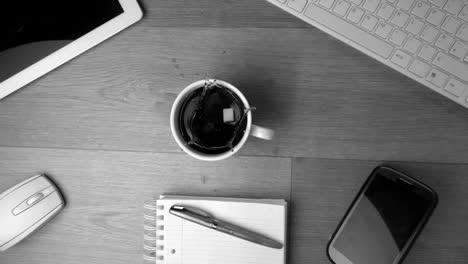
[[329, 172, 433, 264]]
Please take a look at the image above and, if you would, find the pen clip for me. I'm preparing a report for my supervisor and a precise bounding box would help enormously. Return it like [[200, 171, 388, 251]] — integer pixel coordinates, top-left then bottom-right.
[[171, 205, 212, 218]]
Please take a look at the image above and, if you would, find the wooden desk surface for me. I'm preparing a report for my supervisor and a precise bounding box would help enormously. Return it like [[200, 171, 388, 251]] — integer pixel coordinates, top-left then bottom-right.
[[1, 0, 467, 263]]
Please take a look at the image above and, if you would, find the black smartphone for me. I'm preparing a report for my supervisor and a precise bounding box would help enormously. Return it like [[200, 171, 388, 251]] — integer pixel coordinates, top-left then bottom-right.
[[327, 166, 438, 264]]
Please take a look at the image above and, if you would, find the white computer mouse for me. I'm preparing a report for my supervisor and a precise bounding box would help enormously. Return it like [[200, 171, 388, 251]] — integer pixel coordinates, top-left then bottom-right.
[[0, 175, 65, 251]]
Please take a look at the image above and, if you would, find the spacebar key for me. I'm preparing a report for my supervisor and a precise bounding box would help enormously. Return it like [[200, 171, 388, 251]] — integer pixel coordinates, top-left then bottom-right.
[[433, 53, 468, 83], [304, 5, 393, 58]]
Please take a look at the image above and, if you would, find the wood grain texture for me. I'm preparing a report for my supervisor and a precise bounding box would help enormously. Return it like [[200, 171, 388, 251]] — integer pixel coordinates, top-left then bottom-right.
[[290, 158, 468, 264], [136, 0, 309, 28], [1, 27, 468, 162], [0, 147, 291, 264]]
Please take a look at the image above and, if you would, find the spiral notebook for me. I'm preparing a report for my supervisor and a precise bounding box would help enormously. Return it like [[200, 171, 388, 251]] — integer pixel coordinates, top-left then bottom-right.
[[143, 195, 287, 264]]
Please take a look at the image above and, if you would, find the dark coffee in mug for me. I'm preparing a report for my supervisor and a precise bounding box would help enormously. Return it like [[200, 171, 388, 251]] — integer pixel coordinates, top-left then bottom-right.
[[177, 81, 247, 154]]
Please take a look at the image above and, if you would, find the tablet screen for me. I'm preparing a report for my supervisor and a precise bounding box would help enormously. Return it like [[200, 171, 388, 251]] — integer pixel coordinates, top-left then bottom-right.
[[0, 0, 124, 83]]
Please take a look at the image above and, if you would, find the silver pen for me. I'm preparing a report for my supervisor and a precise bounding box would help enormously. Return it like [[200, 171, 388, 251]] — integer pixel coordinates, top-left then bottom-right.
[[169, 205, 283, 249]]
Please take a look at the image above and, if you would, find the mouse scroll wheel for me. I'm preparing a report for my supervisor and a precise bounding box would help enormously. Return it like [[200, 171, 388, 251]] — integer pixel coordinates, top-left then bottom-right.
[[27, 193, 45, 205], [27, 186, 55, 206], [11, 186, 56, 216]]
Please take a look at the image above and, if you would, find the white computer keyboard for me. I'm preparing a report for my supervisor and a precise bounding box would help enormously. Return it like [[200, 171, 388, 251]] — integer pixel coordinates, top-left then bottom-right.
[[266, 0, 468, 108]]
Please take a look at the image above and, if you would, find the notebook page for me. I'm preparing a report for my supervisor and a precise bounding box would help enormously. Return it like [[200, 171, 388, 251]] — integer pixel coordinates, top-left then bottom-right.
[[157, 199, 286, 264], [160, 195, 287, 206]]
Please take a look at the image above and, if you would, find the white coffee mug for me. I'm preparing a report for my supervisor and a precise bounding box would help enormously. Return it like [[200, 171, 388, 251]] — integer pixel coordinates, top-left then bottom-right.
[[170, 79, 275, 161]]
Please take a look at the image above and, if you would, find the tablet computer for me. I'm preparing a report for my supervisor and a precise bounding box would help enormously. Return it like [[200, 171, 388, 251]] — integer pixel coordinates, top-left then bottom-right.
[[0, 0, 143, 99]]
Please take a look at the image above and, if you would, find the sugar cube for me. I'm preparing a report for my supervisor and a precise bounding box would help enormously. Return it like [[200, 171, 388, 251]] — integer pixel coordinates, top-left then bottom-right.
[[223, 108, 234, 123]]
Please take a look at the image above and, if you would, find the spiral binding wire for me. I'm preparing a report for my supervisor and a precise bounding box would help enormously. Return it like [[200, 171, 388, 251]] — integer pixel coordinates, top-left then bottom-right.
[[143, 200, 165, 263]]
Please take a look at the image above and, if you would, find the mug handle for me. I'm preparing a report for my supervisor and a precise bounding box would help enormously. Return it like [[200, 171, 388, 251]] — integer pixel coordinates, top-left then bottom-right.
[[250, 124, 275, 140]]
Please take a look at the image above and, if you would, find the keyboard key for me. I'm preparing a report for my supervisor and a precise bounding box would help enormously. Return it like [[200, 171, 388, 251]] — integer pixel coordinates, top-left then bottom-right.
[[391, 10, 410, 27], [389, 29, 408, 45], [304, 4, 395, 58], [421, 25, 439, 42], [444, 0, 464, 15], [397, 0, 416, 11], [418, 44, 437, 60], [445, 78, 467, 96], [406, 17, 425, 34], [377, 3, 395, 20], [435, 33, 454, 51], [350, 0, 362, 4], [426, 9, 446, 26], [429, 0, 447, 8], [320, 0, 336, 9], [456, 24, 468, 41], [347, 7, 365, 23], [403, 37, 422, 53], [363, 0, 381, 13], [433, 52, 468, 83], [412, 1, 431, 18], [441, 16, 461, 33], [375, 21, 394, 38], [450, 41, 468, 59], [409, 59, 430, 77], [459, 6, 468, 21], [361, 14, 379, 31], [288, 0, 309, 12], [333, 0, 351, 16], [391, 49, 412, 67], [427, 69, 449, 86]]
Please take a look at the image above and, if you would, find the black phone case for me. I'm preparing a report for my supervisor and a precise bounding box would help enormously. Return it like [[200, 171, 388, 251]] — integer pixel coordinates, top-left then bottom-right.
[[326, 166, 438, 264]]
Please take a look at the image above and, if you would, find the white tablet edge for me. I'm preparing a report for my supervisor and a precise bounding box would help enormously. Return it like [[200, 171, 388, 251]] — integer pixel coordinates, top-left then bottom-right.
[[0, 0, 143, 100]]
